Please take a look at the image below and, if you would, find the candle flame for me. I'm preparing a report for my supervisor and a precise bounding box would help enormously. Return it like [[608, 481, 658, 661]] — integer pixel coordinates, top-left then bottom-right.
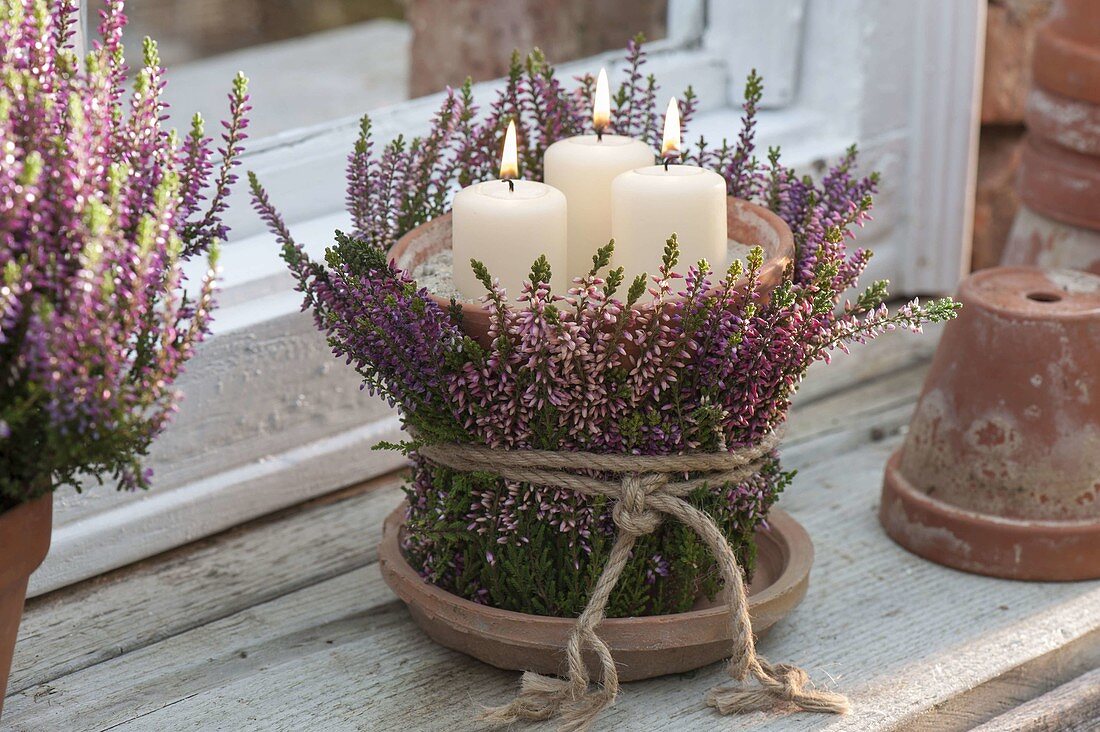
[[661, 97, 681, 159], [593, 68, 611, 132], [499, 120, 519, 179]]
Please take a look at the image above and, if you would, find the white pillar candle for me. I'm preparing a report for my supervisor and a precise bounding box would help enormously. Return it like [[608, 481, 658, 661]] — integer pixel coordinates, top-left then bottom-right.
[[452, 120, 567, 299], [610, 98, 727, 283], [544, 68, 653, 282]]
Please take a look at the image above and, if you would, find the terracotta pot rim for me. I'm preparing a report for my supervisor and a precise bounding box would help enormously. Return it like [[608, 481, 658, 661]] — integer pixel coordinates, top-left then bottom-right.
[[1025, 86, 1100, 157], [0, 494, 52, 591], [388, 196, 796, 316], [881, 450, 1100, 581], [959, 266, 1100, 321], [379, 501, 813, 669], [1033, 21, 1100, 105], [1019, 136, 1100, 231]]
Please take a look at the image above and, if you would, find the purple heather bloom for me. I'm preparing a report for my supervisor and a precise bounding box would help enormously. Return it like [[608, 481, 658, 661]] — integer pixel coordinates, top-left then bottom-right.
[[1, 1, 250, 508]]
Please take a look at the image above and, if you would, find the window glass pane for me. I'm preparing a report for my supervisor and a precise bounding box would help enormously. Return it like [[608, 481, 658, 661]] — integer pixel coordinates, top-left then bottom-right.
[[97, 1, 667, 138], [120, 0, 405, 65], [405, 1, 668, 97]]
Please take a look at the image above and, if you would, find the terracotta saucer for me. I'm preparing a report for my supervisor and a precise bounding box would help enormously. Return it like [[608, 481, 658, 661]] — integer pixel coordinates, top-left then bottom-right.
[[387, 197, 795, 347], [378, 502, 813, 682]]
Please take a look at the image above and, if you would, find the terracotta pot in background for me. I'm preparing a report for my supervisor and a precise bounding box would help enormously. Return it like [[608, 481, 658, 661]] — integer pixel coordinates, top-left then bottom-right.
[[1003, 204, 1100, 274], [881, 267, 1100, 580], [1031, 0, 1100, 105], [0, 494, 52, 718], [1018, 135, 1100, 233], [389, 197, 796, 347], [379, 502, 812, 681], [1005, 0, 1100, 271]]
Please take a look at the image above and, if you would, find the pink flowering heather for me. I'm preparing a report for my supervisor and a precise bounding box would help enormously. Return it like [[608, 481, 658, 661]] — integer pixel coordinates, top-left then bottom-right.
[[0, 0, 250, 512], [251, 40, 957, 617]]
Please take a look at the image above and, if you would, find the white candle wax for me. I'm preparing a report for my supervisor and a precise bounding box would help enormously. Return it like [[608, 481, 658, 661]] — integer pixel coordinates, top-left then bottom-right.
[[609, 164, 728, 284], [544, 134, 653, 282], [451, 179, 567, 300]]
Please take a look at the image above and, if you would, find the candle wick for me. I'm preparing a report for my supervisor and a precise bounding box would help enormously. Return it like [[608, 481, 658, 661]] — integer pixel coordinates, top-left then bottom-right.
[[596, 129, 603, 142], [505, 178, 515, 193], [664, 157, 671, 171]]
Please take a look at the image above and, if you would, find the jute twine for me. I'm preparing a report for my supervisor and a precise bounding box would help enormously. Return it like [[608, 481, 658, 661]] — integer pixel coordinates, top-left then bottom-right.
[[416, 431, 849, 732]]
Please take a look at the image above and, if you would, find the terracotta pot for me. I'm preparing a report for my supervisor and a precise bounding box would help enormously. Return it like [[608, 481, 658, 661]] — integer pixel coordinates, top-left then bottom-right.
[[1018, 136, 1100, 232], [1006, 0, 1100, 270], [881, 267, 1100, 580], [1032, 0, 1100, 105], [388, 197, 796, 347], [1025, 87, 1100, 158], [1003, 204, 1100, 275], [379, 503, 813, 681], [0, 494, 52, 718]]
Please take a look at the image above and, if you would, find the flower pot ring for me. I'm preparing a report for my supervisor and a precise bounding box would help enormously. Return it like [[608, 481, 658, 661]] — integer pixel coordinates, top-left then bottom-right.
[[378, 502, 813, 682], [388, 197, 796, 347]]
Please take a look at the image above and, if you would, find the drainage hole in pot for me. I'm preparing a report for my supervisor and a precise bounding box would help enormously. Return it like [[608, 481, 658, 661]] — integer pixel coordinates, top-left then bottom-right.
[[1026, 291, 1063, 303]]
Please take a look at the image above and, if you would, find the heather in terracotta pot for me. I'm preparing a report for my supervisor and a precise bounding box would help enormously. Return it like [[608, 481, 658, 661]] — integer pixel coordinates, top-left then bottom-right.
[[0, 0, 249, 713], [251, 40, 959, 619]]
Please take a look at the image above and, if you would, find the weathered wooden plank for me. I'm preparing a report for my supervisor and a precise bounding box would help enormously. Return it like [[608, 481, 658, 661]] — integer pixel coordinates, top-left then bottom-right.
[[3, 568, 403, 731], [786, 363, 926, 447], [904, 627, 1100, 731], [7, 432, 1099, 731], [790, 320, 941, 408], [970, 668, 1100, 732], [8, 476, 405, 697]]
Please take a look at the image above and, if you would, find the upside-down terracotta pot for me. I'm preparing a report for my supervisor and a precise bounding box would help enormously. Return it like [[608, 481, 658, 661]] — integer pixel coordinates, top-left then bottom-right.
[[881, 267, 1100, 580], [1031, 0, 1100, 106], [1003, 204, 1100, 275], [1004, 0, 1100, 271], [389, 197, 796, 347], [0, 495, 52, 718], [380, 502, 813, 681]]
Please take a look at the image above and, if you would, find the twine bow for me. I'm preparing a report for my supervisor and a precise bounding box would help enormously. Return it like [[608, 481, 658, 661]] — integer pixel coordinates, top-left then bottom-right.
[[416, 431, 848, 732]]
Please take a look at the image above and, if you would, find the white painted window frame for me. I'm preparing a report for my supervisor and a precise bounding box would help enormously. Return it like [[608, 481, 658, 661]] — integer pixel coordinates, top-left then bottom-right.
[[33, 0, 986, 596]]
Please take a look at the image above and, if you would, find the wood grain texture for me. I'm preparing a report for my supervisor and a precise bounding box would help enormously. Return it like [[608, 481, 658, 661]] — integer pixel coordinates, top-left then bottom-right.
[[970, 667, 1100, 732], [9, 477, 405, 697], [7, 432, 1099, 731], [9, 330, 933, 701], [907, 627, 1100, 731], [9, 328, 1097, 731], [33, 306, 407, 596]]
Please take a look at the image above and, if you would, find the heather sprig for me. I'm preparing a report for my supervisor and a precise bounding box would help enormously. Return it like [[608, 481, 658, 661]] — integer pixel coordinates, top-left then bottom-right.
[[0, 1, 250, 510], [253, 38, 958, 616]]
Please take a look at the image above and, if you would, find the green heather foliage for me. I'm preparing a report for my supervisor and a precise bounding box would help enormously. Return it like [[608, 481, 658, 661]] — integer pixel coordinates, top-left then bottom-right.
[[408, 461, 792, 617]]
